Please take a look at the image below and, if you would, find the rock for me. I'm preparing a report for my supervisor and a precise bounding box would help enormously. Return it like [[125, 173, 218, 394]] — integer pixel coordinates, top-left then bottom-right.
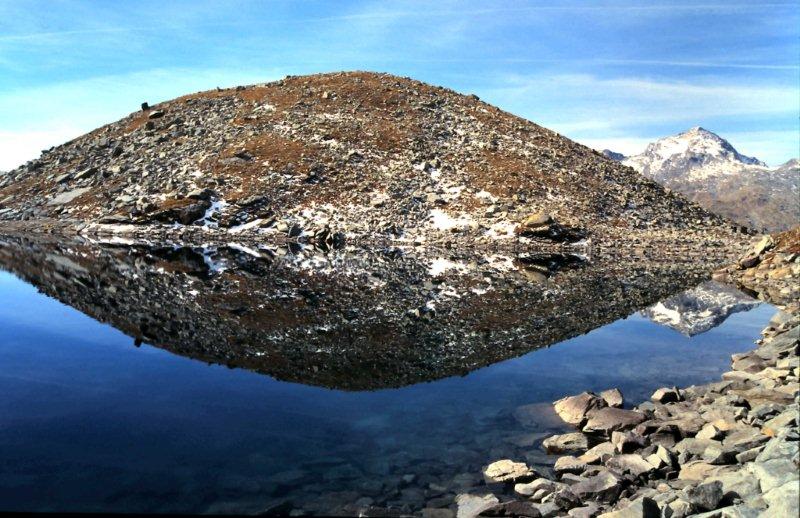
[[606, 454, 655, 477], [530, 502, 561, 518], [611, 431, 647, 453], [47, 187, 90, 206], [568, 503, 601, 518], [601, 388, 625, 408], [684, 480, 723, 511], [598, 497, 659, 518], [706, 469, 761, 504], [664, 499, 693, 518], [554, 392, 608, 427], [489, 500, 543, 517], [738, 235, 774, 268], [148, 109, 165, 119], [696, 423, 723, 441], [514, 478, 559, 498], [701, 444, 736, 465], [583, 408, 646, 435], [483, 459, 536, 484], [543, 432, 591, 454], [651, 387, 683, 404], [570, 470, 623, 502], [423, 509, 455, 518], [554, 455, 589, 475], [455, 494, 500, 518], [761, 479, 799, 518], [580, 442, 617, 464], [520, 212, 553, 229]]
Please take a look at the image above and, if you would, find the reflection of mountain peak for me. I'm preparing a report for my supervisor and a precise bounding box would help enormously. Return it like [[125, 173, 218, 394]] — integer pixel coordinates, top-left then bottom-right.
[[642, 281, 760, 336]]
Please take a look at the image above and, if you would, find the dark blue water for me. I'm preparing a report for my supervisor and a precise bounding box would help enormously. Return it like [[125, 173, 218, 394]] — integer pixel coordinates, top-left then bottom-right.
[[0, 270, 776, 514]]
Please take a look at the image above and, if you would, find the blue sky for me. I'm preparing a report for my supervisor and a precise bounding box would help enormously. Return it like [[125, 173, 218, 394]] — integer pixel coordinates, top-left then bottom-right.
[[0, 0, 798, 170]]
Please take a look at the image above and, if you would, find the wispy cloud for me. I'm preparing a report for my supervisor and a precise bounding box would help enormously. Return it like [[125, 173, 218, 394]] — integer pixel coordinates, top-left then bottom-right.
[[484, 73, 798, 126]]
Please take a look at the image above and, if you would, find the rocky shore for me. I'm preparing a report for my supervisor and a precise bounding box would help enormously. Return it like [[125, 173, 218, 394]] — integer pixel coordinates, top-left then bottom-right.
[[458, 230, 799, 518]]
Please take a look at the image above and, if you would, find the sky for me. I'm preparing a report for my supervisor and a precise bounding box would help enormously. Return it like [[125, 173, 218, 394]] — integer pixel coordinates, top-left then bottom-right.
[[0, 0, 798, 170]]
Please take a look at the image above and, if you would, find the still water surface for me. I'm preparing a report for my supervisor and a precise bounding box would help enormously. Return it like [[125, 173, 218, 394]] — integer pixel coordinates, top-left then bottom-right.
[[0, 270, 775, 514]]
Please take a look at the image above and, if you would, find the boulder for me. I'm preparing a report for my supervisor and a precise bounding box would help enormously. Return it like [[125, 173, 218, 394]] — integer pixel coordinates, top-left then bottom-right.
[[543, 432, 591, 454], [554, 455, 589, 475], [762, 479, 800, 518], [606, 454, 655, 477], [598, 497, 659, 518], [570, 470, 623, 503], [583, 408, 646, 435], [684, 480, 723, 511], [554, 392, 607, 427], [611, 431, 647, 454], [601, 388, 624, 408], [455, 494, 500, 518], [651, 387, 683, 404], [580, 442, 617, 464], [514, 478, 560, 498], [483, 459, 536, 484]]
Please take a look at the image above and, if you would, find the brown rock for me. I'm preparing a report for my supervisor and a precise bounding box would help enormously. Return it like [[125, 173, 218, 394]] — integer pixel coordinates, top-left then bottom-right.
[[554, 392, 608, 427]]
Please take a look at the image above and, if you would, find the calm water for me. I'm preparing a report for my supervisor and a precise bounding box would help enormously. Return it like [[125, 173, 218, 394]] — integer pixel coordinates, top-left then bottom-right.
[[0, 260, 775, 514]]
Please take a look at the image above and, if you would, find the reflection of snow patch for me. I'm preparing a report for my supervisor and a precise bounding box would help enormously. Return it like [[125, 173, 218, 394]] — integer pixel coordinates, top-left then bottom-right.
[[229, 218, 264, 234], [487, 254, 515, 272], [429, 258, 468, 277], [227, 242, 261, 258], [486, 221, 516, 240]]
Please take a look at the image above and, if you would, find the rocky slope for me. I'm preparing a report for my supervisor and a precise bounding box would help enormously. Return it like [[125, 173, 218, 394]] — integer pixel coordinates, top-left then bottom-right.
[[0, 72, 740, 250], [606, 128, 799, 232]]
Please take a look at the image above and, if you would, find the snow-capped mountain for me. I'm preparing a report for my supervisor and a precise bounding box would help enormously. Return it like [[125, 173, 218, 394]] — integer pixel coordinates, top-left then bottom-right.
[[641, 281, 761, 336], [605, 128, 799, 232]]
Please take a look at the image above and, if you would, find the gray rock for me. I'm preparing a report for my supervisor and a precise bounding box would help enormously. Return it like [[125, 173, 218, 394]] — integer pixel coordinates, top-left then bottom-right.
[[606, 454, 655, 477], [554, 455, 589, 475], [455, 493, 500, 518], [570, 470, 623, 502], [543, 432, 591, 454], [685, 480, 724, 511], [761, 478, 799, 518], [47, 187, 90, 206], [598, 497, 659, 517]]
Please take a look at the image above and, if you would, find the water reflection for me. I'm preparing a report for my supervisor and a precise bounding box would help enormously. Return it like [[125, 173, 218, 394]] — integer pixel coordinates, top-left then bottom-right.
[[0, 235, 719, 390], [0, 234, 774, 515]]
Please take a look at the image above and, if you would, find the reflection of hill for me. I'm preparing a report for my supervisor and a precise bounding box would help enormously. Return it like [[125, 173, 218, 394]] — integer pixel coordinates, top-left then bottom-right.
[[642, 281, 760, 336], [0, 235, 719, 390]]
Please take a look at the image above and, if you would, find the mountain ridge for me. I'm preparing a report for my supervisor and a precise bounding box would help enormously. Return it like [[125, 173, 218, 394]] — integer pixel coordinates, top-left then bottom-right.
[[604, 127, 798, 232]]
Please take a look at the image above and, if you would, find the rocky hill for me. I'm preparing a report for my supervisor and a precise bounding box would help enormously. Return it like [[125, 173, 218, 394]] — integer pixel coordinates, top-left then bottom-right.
[[0, 72, 739, 249], [609, 128, 798, 232]]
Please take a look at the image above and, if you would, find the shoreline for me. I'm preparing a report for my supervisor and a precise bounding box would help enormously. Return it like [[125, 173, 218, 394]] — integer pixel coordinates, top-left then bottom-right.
[[465, 231, 799, 518]]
